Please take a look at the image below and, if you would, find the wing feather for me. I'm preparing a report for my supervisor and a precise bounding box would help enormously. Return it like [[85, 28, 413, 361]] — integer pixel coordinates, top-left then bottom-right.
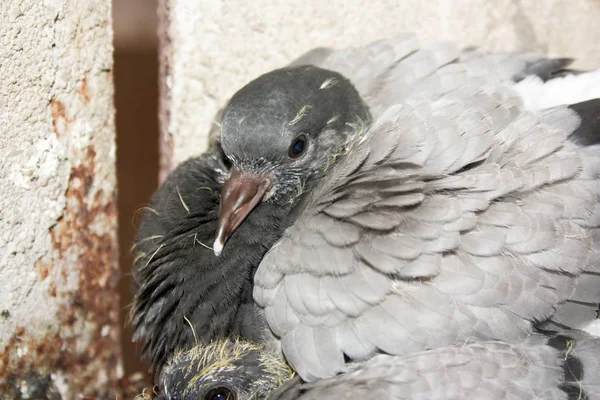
[[270, 335, 600, 400], [254, 37, 600, 381]]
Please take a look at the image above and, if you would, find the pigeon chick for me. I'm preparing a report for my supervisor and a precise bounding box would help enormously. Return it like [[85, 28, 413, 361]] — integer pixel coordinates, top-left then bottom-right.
[[153, 330, 600, 400], [131, 49, 375, 377], [154, 338, 294, 400], [131, 151, 289, 376], [130, 49, 351, 383], [212, 65, 370, 255], [211, 35, 600, 381], [133, 33, 600, 385]]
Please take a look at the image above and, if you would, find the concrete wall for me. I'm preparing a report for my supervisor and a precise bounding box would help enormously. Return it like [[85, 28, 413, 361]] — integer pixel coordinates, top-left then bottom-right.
[[159, 0, 600, 178], [0, 1, 121, 397]]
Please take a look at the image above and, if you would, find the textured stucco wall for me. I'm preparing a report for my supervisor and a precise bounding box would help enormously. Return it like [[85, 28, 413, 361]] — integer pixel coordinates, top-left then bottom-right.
[[0, 1, 121, 397], [159, 0, 600, 178]]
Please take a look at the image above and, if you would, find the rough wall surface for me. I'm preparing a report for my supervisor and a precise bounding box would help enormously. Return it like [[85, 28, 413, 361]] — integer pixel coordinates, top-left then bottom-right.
[[159, 0, 600, 176], [0, 1, 121, 397]]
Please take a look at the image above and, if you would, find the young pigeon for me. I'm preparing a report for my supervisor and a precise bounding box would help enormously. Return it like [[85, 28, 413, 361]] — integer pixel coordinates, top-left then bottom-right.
[[132, 34, 600, 387], [154, 338, 294, 400], [129, 46, 358, 376], [130, 50, 340, 382], [152, 330, 600, 400], [209, 35, 600, 381], [131, 151, 288, 376]]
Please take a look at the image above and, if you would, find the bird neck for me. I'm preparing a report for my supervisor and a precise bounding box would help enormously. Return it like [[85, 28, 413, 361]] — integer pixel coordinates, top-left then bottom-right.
[[133, 156, 297, 375], [186, 198, 294, 341]]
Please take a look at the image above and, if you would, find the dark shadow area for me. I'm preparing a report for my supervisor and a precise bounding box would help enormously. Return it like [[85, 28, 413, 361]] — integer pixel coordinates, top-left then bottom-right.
[[114, 51, 159, 377], [113, 0, 159, 381]]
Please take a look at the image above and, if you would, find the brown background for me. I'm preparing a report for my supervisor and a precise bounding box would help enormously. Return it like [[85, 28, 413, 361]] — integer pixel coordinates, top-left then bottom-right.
[[113, 0, 159, 377]]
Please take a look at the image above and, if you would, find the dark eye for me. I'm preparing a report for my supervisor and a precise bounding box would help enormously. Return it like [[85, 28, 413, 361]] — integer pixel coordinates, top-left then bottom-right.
[[222, 155, 233, 170], [202, 386, 235, 400], [288, 135, 308, 158]]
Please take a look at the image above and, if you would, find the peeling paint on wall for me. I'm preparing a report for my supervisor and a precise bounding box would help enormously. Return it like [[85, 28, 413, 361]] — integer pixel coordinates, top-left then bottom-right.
[[0, 1, 121, 397]]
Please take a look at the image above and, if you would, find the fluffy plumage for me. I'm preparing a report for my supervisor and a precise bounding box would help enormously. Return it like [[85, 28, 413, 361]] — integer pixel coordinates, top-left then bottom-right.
[[255, 93, 600, 379], [150, 329, 600, 400], [209, 35, 600, 381], [268, 330, 600, 400], [131, 153, 290, 375], [154, 338, 294, 400], [132, 33, 600, 393]]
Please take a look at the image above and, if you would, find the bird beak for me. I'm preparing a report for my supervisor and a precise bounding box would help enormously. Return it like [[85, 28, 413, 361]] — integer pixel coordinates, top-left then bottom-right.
[[213, 168, 271, 256]]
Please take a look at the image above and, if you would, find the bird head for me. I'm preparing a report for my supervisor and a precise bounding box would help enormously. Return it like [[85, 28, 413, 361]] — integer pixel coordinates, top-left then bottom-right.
[[158, 338, 294, 400], [214, 65, 370, 255]]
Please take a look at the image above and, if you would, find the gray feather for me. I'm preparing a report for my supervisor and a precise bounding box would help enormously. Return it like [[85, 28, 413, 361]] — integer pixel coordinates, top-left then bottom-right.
[[269, 332, 600, 400], [253, 35, 600, 381]]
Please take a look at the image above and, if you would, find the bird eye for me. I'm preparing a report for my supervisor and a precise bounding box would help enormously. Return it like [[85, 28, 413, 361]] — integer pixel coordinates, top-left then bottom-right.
[[222, 155, 233, 170], [288, 135, 308, 158], [202, 386, 235, 400]]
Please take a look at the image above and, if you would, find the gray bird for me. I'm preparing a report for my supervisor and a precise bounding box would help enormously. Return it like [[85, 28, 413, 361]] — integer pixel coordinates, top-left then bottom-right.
[[130, 49, 342, 377], [209, 34, 600, 381], [267, 330, 600, 400], [153, 329, 600, 400], [132, 34, 600, 396], [131, 151, 287, 376], [130, 50, 333, 387], [154, 338, 294, 400]]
